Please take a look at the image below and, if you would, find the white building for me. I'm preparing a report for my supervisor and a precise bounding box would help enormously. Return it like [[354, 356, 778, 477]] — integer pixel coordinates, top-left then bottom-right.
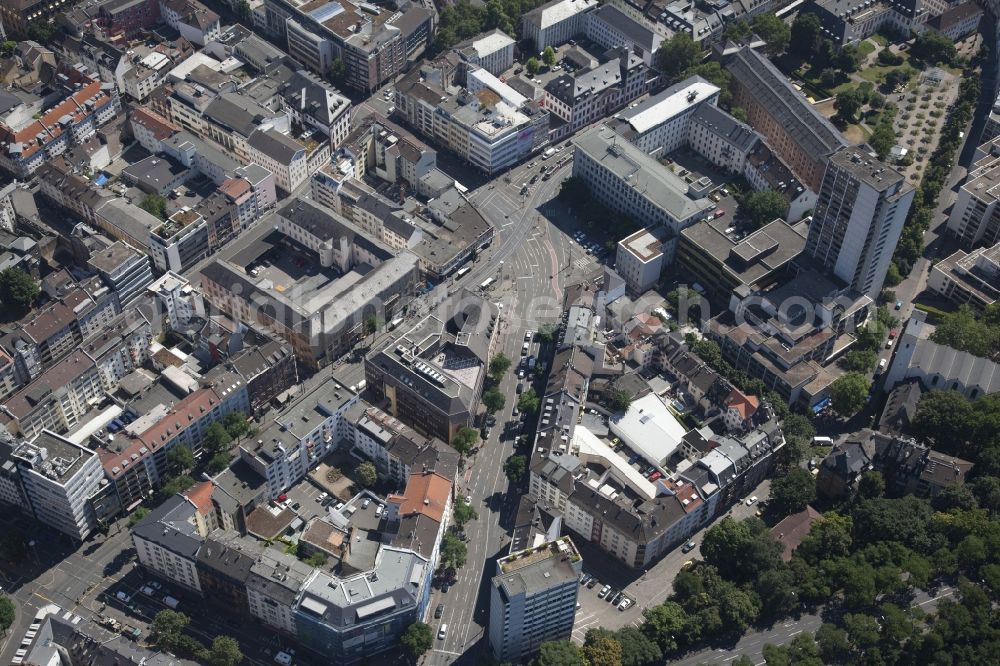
[[608, 392, 687, 467], [805, 147, 915, 298], [686, 103, 759, 175], [159, 0, 222, 46], [148, 272, 202, 330], [520, 0, 598, 50], [544, 49, 648, 133], [239, 436, 309, 499], [10, 431, 104, 540], [885, 312, 1000, 399], [246, 547, 314, 636], [615, 226, 671, 295], [489, 537, 582, 663], [946, 148, 1000, 249], [612, 76, 721, 155], [454, 29, 516, 76]]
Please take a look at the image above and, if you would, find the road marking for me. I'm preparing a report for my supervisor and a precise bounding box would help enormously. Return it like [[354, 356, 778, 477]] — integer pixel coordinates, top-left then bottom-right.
[[789, 630, 803, 636]]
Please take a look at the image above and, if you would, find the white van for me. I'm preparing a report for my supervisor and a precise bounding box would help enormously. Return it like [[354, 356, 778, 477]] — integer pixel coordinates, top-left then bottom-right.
[[813, 436, 833, 446], [438, 624, 448, 639]]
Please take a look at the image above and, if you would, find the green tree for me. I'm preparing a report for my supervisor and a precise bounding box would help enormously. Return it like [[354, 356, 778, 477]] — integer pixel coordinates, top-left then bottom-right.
[[857, 469, 885, 499], [870, 122, 897, 160], [930, 305, 997, 358], [0, 596, 15, 635], [641, 602, 687, 653], [819, 67, 838, 89], [609, 389, 632, 413], [535, 640, 587, 666], [701, 517, 783, 582], [304, 551, 328, 567], [504, 454, 527, 483], [206, 452, 232, 474], [731, 107, 748, 123], [400, 621, 433, 660], [159, 474, 195, 499], [771, 468, 817, 515], [843, 349, 878, 372], [837, 43, 864, 72], [743, 190, 788, 228], [527, 57, 540, 75], [151, 610, 190, 650], [167, 445, 194, 475], [537, 323, 558, 342], [790, 13, 822, 57], [223, 412, 250, 440], [835, 89, 865, 123], [140, 193, 168, 220], [751, 13, 790, 56], [613, 627, 662, 666], [451, 426, 479, 456], [0, 41, 15, 57], [717, 583, 760, 633], [583, 632, 622, 666], [683, 61, 732, 106], [329, 57, 347, 86], [203, 422, 232, 455], [441, 533, 467, 568], [489, 353, 512, 381], [542, 46, 556, 67], [0, 268, 39, 311], [656, 33, 702, 82], [911, 30, 957, 66], [482, 386, 506, 414], [355, 461, 377, 488], [453, 496, 477, 526], [829, 372, 870, 416], [128, 506, 151, 527], [781, 413, 816, 465], [27, 21, 56, 44], [364, 314, 381, 335], [203, 636, 243, 666], [518, 388, 541, 414]]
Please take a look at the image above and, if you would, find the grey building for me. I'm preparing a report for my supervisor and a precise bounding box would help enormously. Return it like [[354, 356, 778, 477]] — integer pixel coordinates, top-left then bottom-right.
[[87, 241, 155, 307], [489, 537, 582, 663]]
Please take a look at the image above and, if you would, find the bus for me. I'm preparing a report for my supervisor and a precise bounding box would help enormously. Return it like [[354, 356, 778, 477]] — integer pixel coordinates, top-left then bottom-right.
[[479, 277, 495, 290], [454, 266, 471, 280]]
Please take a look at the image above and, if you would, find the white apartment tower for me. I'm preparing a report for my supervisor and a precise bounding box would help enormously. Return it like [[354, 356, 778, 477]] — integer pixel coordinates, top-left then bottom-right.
[[489, 536, 582, 663], [805, 147, 914, 298]]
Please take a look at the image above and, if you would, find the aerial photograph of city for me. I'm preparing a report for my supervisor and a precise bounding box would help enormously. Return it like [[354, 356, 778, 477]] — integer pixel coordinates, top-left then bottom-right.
[[0, 0, 998, 662]]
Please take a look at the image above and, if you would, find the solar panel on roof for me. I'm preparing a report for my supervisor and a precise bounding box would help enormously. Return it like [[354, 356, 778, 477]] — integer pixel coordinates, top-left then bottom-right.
[[308, 2, 344, 23]]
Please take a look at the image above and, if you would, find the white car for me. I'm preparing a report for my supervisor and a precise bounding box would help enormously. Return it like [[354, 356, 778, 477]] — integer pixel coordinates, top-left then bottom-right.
[[319, 492, 329, 501], [745, 496, 758, 506], [618, 598, 632, 611]]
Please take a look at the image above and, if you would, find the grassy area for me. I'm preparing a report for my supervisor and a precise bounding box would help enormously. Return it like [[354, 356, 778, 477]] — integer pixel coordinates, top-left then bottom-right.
[[858, 40, 876, 57], [871, 33, 890, 47], [858, 64, 898, 83]]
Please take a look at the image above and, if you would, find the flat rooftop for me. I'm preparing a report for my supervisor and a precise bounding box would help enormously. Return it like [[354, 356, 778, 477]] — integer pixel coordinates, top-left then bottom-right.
[[620, 226, 670, 262], [620, 76, 720, 135]]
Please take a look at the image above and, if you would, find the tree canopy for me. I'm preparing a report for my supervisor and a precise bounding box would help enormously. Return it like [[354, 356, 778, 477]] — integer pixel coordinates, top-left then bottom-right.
[[400, 622, 433, 660], [140, 193, 168, 220], [656, 33, 701, 82], [535, 640, 587, 666], [771, 468, 817, 515], [742, 190, 788, 229], [482, 385, 506, 414], [0, 268, 39, 311], [203, 422, 232, 454], [829, 372, 870, 416], [0, 596, 15, 634], [441, 533, 467, 569], [453, 496, 477, 526], [355, 461, 377, 488], [451, 426, 479, 456], [504, 454, 528, 483], [489, 353, 512, 381]]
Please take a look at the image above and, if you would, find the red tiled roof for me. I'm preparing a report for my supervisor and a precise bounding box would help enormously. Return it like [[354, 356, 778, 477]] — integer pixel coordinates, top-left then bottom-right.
[[387, 471, 451, 524], [219, 177, 251, 199], [0, 80, 111, 160], [770, 506, 822, 561], [130, 106, 180, 140], [184, 480, 214, 516], [725, 388, 759, 420], [137, 387, 222, 448]]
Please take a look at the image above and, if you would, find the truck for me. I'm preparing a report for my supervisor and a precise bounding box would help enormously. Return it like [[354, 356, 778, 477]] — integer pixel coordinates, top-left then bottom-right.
[[542, 147, 556, 159], [122, 625, 142, 641], [163, 596, 180, 609]]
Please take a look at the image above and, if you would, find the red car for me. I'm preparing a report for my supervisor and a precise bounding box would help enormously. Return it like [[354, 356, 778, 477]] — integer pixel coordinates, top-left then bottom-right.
[[648, 471, 662, 482], [278, 494, 288, 502], [889, 329, 898, 339]]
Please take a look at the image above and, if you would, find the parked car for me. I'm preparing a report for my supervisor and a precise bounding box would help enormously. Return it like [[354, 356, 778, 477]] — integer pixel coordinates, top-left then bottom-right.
[[598, 585, 610, 598], [895, 300, 903, 310], [681, 541, 696, 554], [745, 496, 758, 506], [587, 578, 599, 589], [434, 604, 444, 619], [516, 382, 524, 394], [580, 573, 593, 586], [609, 591, 623, 605], [618, 598, 632, 611], [441, 582, 450, 593]]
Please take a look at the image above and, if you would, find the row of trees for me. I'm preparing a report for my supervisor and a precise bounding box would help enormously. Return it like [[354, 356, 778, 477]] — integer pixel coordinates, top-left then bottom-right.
[[151, 610, 243, 666], [891, 74, 980, 281]]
